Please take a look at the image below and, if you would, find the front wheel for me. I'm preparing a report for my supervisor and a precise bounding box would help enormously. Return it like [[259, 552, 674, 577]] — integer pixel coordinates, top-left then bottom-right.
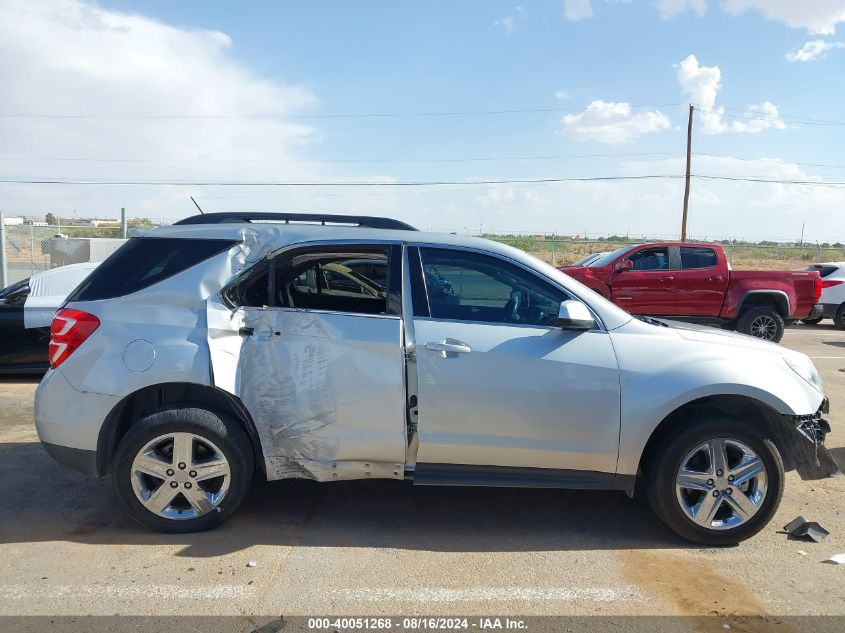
[[645, 415, 784, 545], [736, 306, 785, 342], [112, 406, 254, 533]]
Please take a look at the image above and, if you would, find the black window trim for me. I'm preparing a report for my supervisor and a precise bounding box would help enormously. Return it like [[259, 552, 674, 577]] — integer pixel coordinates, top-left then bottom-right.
[[222, 239, 403, 318], [408, 242, 605, 331]]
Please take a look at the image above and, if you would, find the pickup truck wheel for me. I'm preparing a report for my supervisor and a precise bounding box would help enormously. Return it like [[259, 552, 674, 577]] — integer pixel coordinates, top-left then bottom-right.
[[736, 306, 785, 342], [645, 415, 784, 545], [835, 304, 845, 330], [801, 317, 823, 325], [112, 406, 254, 533]]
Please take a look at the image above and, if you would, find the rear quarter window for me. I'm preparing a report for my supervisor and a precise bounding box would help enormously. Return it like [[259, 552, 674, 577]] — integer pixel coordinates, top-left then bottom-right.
[[66, 237, 238, 301]]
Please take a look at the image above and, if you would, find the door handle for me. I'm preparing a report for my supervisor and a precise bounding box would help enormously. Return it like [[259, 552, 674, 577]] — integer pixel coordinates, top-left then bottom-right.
[[425, 339, 472, 356]]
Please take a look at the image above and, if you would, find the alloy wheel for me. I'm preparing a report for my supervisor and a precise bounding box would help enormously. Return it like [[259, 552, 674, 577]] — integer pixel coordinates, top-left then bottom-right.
[[130, 432, 231, 520], [750, 315, 778, 340], [675, 438, 768, 530]]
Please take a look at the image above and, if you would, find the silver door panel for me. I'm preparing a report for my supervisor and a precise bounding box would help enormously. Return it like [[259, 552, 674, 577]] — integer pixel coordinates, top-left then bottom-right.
[[413, 318, 621, 474]]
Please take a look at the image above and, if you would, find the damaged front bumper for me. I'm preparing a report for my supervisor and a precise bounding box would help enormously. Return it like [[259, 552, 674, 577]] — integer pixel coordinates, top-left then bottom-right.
[[775, 398, 841, 480]]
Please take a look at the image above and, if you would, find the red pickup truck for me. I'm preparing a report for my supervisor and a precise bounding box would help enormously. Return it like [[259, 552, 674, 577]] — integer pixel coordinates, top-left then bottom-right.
[[561, 242, 823, 342]]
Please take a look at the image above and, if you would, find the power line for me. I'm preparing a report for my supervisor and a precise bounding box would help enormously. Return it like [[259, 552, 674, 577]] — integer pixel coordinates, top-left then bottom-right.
[[0, 175, 686, 186], [0, 152, 677, 164], [2, 174, 845, 187], [0, 103, 685, 120]]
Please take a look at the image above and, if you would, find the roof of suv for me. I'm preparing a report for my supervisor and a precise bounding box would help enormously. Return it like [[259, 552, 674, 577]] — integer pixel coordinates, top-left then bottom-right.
[[142, 217, 518, 258]]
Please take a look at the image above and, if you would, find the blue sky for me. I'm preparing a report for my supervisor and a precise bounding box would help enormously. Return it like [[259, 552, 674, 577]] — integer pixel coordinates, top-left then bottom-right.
[[1, 0, 844, 241]]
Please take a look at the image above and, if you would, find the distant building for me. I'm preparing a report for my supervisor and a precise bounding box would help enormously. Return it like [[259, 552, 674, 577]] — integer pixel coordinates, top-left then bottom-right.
[[2, 216, 25, 226], [58, 218, 120, 227]]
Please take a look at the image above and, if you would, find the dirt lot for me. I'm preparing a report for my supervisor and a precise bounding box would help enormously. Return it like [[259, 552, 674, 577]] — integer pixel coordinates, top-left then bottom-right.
[[0, 324, 842, 629]]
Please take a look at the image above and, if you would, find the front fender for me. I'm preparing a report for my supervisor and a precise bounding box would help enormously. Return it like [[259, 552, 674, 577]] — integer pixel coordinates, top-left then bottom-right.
[[611, 322, 825, 476]]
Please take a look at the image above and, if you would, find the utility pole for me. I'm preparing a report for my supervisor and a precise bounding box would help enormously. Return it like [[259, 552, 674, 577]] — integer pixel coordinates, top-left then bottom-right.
[[120, 207, 127, 239], [0, 210, 7, 288], [681, 104, 694, 241], [800, 222, 805, 247]]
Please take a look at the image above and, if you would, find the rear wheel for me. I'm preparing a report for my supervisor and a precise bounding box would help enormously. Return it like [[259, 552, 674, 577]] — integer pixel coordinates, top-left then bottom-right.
[[645, 414, 784, 545], [736, 306, 785, 342], [112, 406, 254, 533], [835, 304, 845, 330]]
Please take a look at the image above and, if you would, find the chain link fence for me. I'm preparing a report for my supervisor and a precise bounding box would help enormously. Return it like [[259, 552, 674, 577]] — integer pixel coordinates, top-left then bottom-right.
[[1, 223, 126, 285]]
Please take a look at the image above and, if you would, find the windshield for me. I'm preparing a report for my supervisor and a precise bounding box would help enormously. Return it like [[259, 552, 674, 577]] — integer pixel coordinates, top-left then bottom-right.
[[587, 245, 636, 267]]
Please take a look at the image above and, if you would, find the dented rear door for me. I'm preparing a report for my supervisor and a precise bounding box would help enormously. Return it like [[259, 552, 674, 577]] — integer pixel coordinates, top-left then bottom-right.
[[208, 242, 407, 482]]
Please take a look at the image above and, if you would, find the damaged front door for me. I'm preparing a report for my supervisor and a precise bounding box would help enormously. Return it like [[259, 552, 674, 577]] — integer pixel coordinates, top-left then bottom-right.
[[208, 243, 407, 481]]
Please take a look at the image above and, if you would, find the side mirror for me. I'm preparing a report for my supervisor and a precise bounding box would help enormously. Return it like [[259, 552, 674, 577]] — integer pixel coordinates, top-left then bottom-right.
[[556, 300, 596, 330], [615, 259, 634, 272]]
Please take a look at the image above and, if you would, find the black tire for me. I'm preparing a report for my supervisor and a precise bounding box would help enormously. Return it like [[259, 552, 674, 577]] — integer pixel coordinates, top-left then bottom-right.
[[736, 305, 785, 342], [112, 405, 254, 533], [645, 413, 784, 545], [801, 317, 823, 326], [835, 304, 845, 330]]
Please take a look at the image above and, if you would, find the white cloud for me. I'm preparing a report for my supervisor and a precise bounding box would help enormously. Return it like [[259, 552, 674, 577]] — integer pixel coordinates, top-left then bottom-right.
[[0, 0, 332, 221], [654, 0, 707, 20], [563, 0, 593, 21], [656, 1, 845, 35], [561, 100, 671, 144], [786, 39, 845, 62], [555, 90, 572, 100], [676, 54, 784, 134], [723, 0, 845, 35]]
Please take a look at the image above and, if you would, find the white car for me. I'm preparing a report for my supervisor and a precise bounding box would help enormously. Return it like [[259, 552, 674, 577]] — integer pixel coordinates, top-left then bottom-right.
[[802, 262, 845, 328], [33, 213, 838, 544], [0, 262, 99, 373]]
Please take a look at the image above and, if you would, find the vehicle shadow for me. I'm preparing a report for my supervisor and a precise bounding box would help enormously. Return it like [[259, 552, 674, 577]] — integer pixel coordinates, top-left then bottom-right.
[[0, 440, 691, 555]]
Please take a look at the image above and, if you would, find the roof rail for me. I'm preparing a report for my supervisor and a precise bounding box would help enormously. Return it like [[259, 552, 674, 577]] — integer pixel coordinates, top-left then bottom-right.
[[173, 212, 417, 230]]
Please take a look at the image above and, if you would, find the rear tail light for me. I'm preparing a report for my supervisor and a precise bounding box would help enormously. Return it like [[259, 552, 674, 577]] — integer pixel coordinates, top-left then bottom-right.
[[813, 276, 823, 301], [822, 279, 843, 288], [49, 308, 100, 369]]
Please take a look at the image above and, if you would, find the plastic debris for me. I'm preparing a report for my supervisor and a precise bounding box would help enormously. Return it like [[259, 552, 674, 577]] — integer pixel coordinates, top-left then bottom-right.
[[797, 550, 808, 556], [823, 553, 845, 565], [247, 561, 257, 568], [784, 516, 830, 543]]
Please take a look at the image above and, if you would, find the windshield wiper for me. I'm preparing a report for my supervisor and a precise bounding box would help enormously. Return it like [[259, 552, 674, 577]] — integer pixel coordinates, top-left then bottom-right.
[[636, 315, 669, 327]]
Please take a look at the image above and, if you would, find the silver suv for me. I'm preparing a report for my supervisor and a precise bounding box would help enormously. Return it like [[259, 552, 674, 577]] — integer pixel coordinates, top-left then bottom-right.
[[35, 213, 839, 544]]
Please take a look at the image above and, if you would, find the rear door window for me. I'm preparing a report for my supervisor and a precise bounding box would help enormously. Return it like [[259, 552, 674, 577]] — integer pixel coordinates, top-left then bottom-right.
[[223, 244, 401, 316], [67, 237, 238, 301], [680, 247, 718, 269]]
